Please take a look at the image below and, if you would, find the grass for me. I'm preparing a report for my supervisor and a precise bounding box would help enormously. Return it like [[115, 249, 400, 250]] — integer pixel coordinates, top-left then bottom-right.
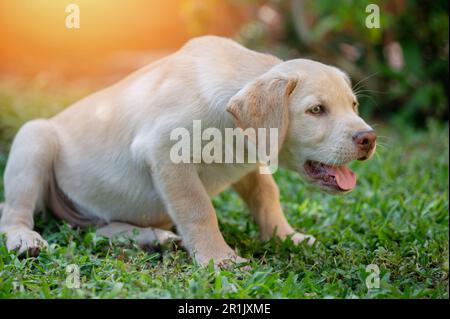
[[0, 81, 448, 298]]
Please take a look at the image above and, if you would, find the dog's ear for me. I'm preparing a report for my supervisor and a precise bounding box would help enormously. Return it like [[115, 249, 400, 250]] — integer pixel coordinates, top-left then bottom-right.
[[226, 76, 298, 150]]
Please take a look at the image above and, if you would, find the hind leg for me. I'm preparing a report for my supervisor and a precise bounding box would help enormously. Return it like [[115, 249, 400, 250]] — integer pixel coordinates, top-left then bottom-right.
[[96, 222, 181, 247], [0, 119, 59, 255]]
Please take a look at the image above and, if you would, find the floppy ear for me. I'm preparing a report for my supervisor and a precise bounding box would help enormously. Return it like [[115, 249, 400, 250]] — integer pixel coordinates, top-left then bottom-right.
[[226, 76, 298, 150]]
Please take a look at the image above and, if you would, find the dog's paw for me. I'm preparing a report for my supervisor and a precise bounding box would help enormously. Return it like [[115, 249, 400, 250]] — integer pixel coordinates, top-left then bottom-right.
[[4, 228, 48, 256], [195, 251, 249, 270], [290, 232, 316, 246], [215, 255, 250, 270], [153, 229, 182, 245]]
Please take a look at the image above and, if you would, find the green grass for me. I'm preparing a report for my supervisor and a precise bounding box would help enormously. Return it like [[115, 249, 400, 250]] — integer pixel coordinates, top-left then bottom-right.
[[0, 82, 448, 298]]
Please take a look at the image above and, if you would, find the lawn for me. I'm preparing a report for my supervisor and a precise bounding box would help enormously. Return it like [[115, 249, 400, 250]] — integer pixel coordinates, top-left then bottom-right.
[[0, 82, 448, 298]]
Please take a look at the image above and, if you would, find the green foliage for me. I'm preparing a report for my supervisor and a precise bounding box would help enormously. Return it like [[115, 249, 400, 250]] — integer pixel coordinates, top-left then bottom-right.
[[0, 122, 448, 298], [236, 0, 449, 126], [0, 78, 89, 149]]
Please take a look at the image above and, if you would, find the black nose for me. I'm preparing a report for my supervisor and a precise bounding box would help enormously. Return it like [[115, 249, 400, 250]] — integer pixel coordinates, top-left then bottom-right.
[[352, 130, 377, 152]]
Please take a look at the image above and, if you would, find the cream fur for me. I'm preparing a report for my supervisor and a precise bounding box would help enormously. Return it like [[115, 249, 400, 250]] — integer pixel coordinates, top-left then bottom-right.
[[0, 36, 374, 266]]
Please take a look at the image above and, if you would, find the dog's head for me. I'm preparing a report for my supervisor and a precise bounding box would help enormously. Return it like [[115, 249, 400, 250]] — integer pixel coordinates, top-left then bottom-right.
[[227, 59, 376, 193]]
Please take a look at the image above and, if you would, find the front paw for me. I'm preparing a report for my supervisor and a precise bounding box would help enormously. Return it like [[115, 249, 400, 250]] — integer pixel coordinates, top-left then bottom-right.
[[195, 250, 249, 270], [3, 228, 48, 256], [289, 232, 316, 246]]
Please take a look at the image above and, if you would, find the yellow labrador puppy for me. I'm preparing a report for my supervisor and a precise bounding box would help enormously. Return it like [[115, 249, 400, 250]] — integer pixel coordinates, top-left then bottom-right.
[[0, 36, 376, 266]]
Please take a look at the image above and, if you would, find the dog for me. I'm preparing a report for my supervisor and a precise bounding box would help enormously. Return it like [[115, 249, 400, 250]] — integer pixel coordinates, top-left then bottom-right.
[[0, 36, 376, 266]]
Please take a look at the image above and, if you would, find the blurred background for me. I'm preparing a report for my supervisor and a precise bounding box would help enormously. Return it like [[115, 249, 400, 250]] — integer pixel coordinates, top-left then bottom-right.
[[0, 0, 448, 150]]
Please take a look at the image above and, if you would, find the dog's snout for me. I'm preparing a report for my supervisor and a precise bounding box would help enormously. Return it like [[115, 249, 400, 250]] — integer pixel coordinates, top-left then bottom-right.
[[352, 130, 376, 155]]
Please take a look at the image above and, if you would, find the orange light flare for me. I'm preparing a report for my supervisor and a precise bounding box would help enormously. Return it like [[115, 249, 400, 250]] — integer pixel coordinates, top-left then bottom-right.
[[0, 0, 251, 79]]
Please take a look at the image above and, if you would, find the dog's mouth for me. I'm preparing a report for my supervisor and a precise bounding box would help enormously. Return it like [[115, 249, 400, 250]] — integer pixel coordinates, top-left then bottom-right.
[[304, 160, 356, 192]]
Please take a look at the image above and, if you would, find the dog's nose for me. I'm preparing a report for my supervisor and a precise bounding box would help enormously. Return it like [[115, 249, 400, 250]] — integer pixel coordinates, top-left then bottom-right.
[[352, 130, 376, 153]]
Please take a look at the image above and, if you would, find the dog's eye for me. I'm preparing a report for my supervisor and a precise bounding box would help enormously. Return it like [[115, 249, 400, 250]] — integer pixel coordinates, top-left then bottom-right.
[[308, 105, 325, 115], [353, 101, 359, 113]]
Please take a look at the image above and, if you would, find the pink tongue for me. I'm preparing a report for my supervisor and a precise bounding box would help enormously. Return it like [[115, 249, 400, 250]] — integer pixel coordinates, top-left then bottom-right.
[[327, 165, 356, 190]]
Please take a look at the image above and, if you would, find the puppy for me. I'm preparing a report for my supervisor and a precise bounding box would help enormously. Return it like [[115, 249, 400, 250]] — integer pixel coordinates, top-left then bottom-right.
[[0, 36, 376, 266]]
